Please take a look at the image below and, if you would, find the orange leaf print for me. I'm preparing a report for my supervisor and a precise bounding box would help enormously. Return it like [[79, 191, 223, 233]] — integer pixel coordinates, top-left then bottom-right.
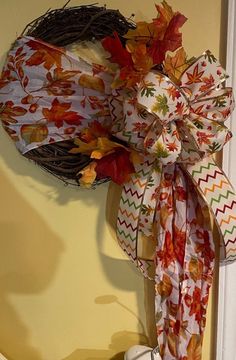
[[167, 332, 178, 358], [45, 67, 81, 96], [187, 334, 202, 360], [26, 39, 63, 70], [156, 273, 173, 299], [42, 98, 83, 128], [156, 230, 175, 268], [160, 204, 172, 229], [189, 257, 203, 282], [0, 101, 27, 123], [186, 64, 204, 85]]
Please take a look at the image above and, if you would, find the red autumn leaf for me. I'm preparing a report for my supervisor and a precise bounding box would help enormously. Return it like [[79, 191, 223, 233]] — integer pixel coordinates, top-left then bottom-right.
[[173, 224, 186, 266], [42, 98, 83, 128], [150, 13, 187, 64], [26, 39, 63, 70], [96, 148, 135, 185], [102, 32, 133, 68], [175, 185, 187, 201]]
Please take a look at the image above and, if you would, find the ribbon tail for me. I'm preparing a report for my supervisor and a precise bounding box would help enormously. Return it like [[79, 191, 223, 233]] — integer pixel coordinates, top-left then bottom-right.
[[183, 156, 236, 262], [116, 156, 156, 278], [155, 164, 215, 360]]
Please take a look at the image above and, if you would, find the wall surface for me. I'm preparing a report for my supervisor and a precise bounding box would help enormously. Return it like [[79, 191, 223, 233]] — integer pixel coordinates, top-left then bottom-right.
[[0, 1, 225, 360]]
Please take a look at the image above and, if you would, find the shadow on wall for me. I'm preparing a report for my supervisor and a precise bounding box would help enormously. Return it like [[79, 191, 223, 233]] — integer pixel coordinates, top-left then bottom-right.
[[0, 169, 64, 360], [62, 330, 147, 360]]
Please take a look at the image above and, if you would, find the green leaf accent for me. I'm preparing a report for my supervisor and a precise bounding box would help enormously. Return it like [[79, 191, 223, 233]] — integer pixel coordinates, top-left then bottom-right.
[[193, 119, 204, 129], [152, 94, 169, 116], [140, 81, 156, 98], [204, 51, 217, 64], [155, 142, 169, 159], [208, 141, 221, 153], [146, 176, 155, 189], [213, 95, 227, 108], [137, 106, 148, 119], [141, 204, 154, 216]]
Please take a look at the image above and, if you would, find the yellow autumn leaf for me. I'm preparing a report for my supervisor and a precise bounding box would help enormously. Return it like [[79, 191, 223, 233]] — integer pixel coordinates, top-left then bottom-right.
[[189, 257, 203, 282], [187, 334, 202, 360], [91, 137, 125, 159], [69, 138, 97, 154], [79, 162, 97, 188], [164, 47, 189, 83]]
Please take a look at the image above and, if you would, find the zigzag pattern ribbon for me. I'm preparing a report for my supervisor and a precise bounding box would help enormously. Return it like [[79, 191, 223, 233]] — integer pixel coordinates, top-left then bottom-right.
[[185, 157, 236, 261]]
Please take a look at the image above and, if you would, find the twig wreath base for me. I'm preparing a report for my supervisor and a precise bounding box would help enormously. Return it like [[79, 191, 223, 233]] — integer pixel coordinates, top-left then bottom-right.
[[23, 3, 135, 186]]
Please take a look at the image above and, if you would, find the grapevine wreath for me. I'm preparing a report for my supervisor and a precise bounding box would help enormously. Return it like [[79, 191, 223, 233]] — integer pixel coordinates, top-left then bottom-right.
[[0, 2, 236, 359]]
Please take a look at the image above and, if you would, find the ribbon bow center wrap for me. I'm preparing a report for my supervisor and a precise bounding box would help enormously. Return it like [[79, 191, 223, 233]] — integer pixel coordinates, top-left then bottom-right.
[[0, 36, 236, 360]]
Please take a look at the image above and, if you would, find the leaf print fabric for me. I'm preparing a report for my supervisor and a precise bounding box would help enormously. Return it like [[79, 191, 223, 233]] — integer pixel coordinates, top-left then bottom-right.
[[0, 36, 114, 154]]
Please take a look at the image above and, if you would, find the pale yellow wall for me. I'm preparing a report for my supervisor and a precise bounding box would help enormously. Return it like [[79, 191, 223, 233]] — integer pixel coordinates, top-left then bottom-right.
[[0, 1, 225, 360]]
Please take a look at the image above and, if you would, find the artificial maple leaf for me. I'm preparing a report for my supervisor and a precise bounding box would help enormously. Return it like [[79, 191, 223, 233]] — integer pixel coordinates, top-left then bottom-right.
[[102, 32, 133, 68], [154, 1, 175, 36], [79, 162, 97, 188], [125, 21, 159, 46], [26, 39, 63, 70], [164, 47, 189, 83], [96, 148, 135, 185], [42, 98, 83, 128], [150, 13, 187, 64]]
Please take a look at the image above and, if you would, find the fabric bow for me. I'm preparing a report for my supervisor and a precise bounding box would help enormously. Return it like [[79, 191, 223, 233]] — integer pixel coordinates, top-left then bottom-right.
[[0, 36, 236, 360]]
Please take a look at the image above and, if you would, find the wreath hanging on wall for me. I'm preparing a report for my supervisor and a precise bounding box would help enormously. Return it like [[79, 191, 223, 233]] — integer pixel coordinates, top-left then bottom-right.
[[0, 2, 235, 359]]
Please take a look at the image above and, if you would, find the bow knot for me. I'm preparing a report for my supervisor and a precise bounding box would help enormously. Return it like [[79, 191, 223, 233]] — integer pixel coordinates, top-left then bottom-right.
[[113, 52, 234, 166]]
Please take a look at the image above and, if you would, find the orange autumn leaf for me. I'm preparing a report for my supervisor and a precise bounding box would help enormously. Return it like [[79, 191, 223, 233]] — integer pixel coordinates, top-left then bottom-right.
[[20, 124, 48, 145], [187, 334, 202, 360], [26, 39, 63, 70], [70, 137, 126, 159], [91, 138, 126, 159], [154, 1, 174, 35], [125, 21, 159, 46], [42, 98, 83, 128], [79, 162, 97, 188], [164, 47, 189, 83]]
